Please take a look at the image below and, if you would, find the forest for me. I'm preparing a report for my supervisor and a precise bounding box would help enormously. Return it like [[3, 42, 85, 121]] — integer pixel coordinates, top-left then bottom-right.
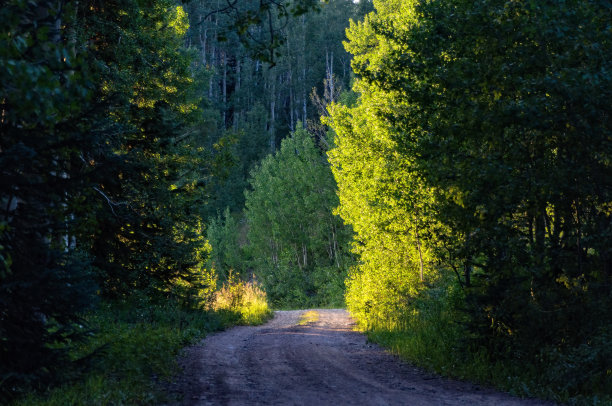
[[0, 0, 610, 404]]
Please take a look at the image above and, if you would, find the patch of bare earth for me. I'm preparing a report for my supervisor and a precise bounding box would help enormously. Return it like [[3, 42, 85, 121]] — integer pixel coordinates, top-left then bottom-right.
[[167, 309, 554, 406]]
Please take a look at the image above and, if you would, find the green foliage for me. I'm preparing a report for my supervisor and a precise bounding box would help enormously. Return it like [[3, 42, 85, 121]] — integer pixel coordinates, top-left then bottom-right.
[[364, 284, 612, 405], [326, 53, 439, 324], [363, 284, 468, 376], [190, 0, 327, 65], [1, 0, 363, 399], [80, 0, 212, 298], [207, 208, 243, 279], [206, 104, 271, 218], [0, 0, 216, 400], [329, 0, 612, 402], [245, 125, 353, 307], [11, 298, 268, 406], [0, 1, 100, 399], [185, 1, 363, 217]]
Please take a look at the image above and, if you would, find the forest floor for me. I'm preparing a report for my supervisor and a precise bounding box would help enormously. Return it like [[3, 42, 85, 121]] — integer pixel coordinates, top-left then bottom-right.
[[167, 309, 555, 406]]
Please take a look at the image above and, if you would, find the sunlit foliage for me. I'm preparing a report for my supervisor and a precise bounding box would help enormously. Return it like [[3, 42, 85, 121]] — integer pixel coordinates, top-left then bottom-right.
[[329, 0, 612, 401], [245, 125, 353, 307], [326, 93, 438, 324], [211, 272, 272, 325]]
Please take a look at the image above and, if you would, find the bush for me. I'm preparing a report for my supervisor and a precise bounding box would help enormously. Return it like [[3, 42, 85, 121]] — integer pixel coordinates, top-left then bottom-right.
[[211, 272, 273, 325]]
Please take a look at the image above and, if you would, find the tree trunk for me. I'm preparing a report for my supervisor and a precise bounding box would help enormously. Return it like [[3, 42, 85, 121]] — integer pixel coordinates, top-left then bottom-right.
[[222, 50, 227, 126], [289, 71, 295, 131], [326, 50, 334, 102], [414, 224, 424, 282], [235, 58, 241, 129], [269, 73, 276, 151], [198, 14, 208, 66], [464, 263, 471, 287]]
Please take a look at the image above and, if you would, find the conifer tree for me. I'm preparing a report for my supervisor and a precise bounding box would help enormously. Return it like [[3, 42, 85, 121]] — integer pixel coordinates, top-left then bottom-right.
[[0, 1, 98, 398], [79, 0, 211, 298], [0, 0, 212, 398]]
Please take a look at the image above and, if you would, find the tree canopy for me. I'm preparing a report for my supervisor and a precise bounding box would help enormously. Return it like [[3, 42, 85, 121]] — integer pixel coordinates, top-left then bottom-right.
[[328, 0, 612, 396], [0, 0, 212, 398], [2, 0, 611, 402], [245, 125, 353, 307]]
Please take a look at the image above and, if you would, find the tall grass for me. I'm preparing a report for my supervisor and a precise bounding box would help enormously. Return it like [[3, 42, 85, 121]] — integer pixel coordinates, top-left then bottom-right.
[[14, 284, 271, 406], [360, 286, 612, 406], [211, 273, 273, 325]]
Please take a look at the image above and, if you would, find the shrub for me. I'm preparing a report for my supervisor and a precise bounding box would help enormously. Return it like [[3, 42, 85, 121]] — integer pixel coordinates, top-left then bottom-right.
[[211, 272, 272, 325]]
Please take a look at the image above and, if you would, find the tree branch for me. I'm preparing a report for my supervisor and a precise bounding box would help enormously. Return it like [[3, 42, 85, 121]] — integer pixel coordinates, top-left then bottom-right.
[[93, 187, 128, 216]]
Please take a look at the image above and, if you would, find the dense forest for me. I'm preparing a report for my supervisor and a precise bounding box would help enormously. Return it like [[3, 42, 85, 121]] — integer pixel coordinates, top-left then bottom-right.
[[1, 0, 611, 404]]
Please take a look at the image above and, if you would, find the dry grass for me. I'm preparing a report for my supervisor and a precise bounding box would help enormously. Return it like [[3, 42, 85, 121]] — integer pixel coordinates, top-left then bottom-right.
[[212, 273, 272, 325]]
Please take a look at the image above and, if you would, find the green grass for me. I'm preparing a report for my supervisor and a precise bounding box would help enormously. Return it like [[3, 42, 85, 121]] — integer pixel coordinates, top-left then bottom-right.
[[13, 297, 271, 406], [358, 289, 612, 406]]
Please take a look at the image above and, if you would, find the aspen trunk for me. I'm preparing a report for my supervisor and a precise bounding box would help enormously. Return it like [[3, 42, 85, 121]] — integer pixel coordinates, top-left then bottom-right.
[[414, 224, 424, 282], [289, 71, 295, 131], [222, 50, 227, 126], [269, 74, 276, 151], [235, 58, 241, 128], [198, 14, 208, 66]]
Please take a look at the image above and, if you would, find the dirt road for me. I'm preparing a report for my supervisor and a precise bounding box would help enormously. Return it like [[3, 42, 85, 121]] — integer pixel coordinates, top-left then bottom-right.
[[169, 309, 552, 405]]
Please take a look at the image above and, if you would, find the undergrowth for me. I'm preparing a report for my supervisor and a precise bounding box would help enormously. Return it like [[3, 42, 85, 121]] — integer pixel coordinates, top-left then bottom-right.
[[13, 278, 271, 406], [359, 286, 612, 406], [211, 273, 273, 325]]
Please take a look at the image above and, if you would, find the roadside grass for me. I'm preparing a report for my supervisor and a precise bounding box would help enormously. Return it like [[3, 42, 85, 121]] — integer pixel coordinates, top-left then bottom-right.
[[13, 279, 272, 406], [359, 287, 612, 406], [212, 274, 273, 325]]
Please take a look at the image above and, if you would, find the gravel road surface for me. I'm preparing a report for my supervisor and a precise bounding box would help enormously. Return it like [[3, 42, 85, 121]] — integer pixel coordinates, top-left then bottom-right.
[[169, 309, 553, 406]]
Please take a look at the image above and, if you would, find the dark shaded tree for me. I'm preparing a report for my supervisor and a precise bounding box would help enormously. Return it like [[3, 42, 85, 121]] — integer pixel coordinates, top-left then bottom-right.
[[0, 0, 212, 399], [0, 1, 98, 399]]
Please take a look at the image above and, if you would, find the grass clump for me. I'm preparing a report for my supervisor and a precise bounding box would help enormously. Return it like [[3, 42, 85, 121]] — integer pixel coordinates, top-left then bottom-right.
[[211, 272, 273, 325]]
